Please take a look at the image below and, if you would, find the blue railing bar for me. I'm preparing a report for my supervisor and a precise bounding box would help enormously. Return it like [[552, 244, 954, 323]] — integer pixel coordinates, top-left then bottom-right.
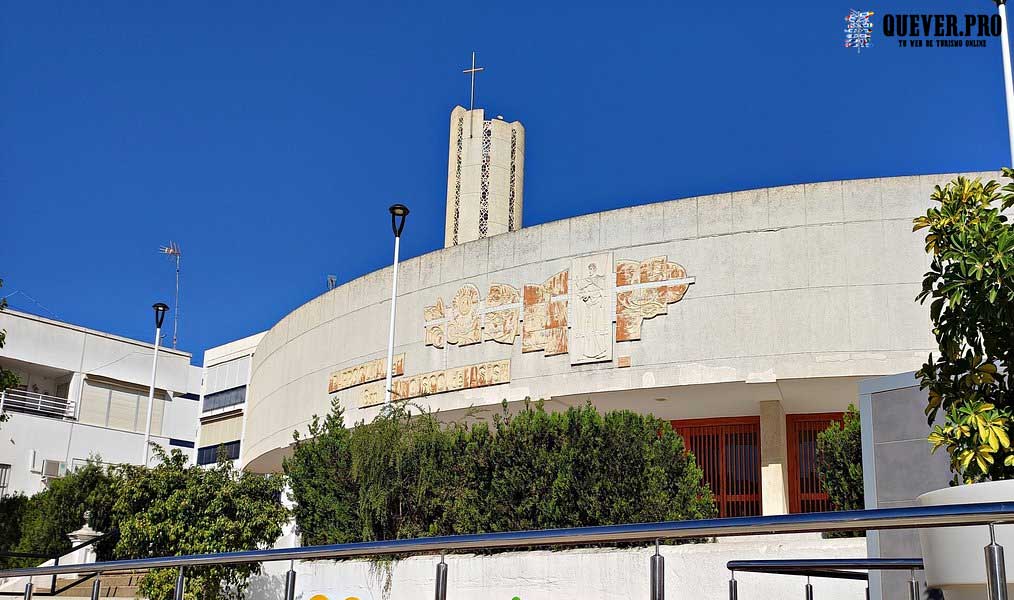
[[727, 558, 924, 572], [0, 501, 1010, 579]]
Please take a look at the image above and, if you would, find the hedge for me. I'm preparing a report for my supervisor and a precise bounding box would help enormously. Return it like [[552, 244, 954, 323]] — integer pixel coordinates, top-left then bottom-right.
[[285, 399, 716, 546]]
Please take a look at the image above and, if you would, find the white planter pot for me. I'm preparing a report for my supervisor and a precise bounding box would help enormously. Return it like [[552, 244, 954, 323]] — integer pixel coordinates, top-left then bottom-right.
[[917, 480, 1014, 600]]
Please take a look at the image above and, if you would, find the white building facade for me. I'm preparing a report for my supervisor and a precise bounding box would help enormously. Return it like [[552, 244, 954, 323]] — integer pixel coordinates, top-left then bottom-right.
[[196, 332, 264, 466], [0, 310, 201, 497]]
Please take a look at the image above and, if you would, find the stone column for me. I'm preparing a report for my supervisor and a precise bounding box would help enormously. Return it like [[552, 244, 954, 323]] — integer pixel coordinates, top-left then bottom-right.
[[759, 400, 790, 515]]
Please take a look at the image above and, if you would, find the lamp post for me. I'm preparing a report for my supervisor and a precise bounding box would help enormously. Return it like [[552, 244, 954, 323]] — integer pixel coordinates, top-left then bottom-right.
[[998, 0, 1014, 166], [384, 204, 409, 404], [142, 303, 169, 466]]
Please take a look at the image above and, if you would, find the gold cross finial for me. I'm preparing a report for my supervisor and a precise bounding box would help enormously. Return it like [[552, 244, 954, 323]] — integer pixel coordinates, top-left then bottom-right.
[[462, 51, 484, 111]]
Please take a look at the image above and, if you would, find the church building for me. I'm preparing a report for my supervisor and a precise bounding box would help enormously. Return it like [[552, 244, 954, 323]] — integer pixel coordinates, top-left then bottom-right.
[[230, 98, 990, 519]]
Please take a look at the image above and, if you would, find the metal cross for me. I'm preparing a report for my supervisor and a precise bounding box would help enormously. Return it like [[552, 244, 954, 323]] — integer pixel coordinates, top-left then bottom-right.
[[462, 51, 484, 111]]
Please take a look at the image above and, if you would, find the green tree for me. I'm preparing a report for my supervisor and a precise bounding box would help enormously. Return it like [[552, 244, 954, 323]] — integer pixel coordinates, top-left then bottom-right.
[[1, 278, 23, 426], [815, 405, 864, 511], [913, 173, 1014, 483], [284, 399, 360, 546], [14, 461, 119, 561], [112, 448, 287, 600]]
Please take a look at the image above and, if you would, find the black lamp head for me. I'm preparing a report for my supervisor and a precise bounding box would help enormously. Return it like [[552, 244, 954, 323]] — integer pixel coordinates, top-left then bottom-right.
[[152, 302, 169, 329], [389, 204, 409, 237]]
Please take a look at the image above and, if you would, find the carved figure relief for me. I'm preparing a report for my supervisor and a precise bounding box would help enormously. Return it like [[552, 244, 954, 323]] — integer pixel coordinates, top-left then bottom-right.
[[615, 257, 692, 341], [570, 253, 613, 364], [522, 271, 568, 356], [447, 284, 482, 346], [483, 283, 521, 344], [328, 354, 405, 394], [424, 298, 446, 349]]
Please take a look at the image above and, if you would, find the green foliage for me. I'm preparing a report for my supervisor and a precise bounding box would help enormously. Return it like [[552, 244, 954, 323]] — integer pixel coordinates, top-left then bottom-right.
[[0, 277, 22, 426], [285, 399, 715, 547], [14, 461, 119, 561], [815, 405, 864, 512], [913, 172, 1014, 483], [0, 494, 29, 569], [112, 448, 287, 600]]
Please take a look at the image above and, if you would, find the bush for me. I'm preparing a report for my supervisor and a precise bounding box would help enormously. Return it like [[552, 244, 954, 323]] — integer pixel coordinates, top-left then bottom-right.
[[0, 494, 29, 569], [815, 405, 864, 512], [913, 173, 1014, 483], [285, 399, 715, 546]]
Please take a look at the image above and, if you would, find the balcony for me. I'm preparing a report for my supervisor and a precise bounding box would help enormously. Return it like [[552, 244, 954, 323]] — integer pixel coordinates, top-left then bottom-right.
[[0, 388, 76, 420]]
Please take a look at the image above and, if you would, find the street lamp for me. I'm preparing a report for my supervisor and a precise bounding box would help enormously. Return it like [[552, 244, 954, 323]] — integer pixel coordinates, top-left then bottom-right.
[[384, 204, 409, 404], [142, 302, 169, 466], [997, 0, 1014, 166]]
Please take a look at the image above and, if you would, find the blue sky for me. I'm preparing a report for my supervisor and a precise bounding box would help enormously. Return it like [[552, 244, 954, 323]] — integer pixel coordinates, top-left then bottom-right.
[[2, 1, 1010, 361]]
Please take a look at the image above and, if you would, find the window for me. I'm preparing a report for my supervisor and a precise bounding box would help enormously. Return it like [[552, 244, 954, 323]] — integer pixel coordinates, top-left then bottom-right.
[[202, 386, 246, 412], [197, 440, 241, 465], [0, 463, 10, 497], [671, 417, 762, 517], [786, 413, 845, 513]]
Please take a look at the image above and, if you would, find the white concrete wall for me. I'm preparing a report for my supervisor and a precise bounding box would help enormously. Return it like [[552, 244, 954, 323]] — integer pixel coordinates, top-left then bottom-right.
[[244, 171, 999, 471], [246, 536, 866, 600], [859, 372, 952, 600], [0, 411, 177, 496]]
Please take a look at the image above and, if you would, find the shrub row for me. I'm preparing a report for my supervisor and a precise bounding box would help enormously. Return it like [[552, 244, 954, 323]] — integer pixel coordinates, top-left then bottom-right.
[[285, 399, 716, 546]]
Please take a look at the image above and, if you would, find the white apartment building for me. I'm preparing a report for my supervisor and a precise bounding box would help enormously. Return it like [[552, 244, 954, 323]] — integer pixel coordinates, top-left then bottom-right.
[[0, 309, 201, 497], [195, 332, 264, 466]]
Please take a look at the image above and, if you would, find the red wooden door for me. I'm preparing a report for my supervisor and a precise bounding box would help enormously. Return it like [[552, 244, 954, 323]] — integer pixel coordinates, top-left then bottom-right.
[[786, 413, 845, 513], [671, 417, 761, 518]]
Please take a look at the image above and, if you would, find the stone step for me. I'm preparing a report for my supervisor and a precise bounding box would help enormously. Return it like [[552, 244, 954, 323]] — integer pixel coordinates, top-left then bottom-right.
[[40, 571, 146, 598]]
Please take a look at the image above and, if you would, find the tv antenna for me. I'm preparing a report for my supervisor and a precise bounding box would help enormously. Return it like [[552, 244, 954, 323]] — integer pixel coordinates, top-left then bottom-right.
[[159, 241, 182, 348]]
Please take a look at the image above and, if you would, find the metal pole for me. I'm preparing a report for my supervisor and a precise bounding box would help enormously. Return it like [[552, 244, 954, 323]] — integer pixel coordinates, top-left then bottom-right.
[[908, 569, 919, 600], [728, 573, 738, 600], [434, 555, 448, 600], [1, 389, 6, 414], [22, 583, 32, 600], [999, 0, 1014, 166], [50, 556, 58, 596], [284, 561, 296, 600], [383, 234, 401, 404], [142, 324, 162, 466], [172, 254, 180, 349], [650, 539, 664, 600], [804, 578, 813, 600], [173, 567, 185, 600], [90, 577, 101, 600], [986, 523, 1009, 600]]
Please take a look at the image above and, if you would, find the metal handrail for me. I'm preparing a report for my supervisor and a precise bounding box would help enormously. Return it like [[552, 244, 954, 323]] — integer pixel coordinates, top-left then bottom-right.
[[0, 501, 1011, 579], [0, 390, 75, 420], [727, 558, 924, 581]]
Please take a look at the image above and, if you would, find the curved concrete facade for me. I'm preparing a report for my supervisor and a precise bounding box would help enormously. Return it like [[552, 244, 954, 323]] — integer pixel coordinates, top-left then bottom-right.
[[242, 172, 995, 473]]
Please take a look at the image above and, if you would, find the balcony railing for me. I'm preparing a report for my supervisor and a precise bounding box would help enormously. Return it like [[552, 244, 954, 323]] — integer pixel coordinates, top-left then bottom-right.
[[0, 501, 1010, 600], [0, 389, 76, 421]]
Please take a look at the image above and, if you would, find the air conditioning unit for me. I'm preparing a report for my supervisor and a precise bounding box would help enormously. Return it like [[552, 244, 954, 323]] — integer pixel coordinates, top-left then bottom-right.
[[41, 459, 67, 481]]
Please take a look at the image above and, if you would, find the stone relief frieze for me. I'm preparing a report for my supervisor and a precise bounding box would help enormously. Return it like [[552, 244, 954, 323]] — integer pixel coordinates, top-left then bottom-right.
[[328, 354, 405, 394], [329, 253, 694, 404], [359, 359, 510, 407]]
